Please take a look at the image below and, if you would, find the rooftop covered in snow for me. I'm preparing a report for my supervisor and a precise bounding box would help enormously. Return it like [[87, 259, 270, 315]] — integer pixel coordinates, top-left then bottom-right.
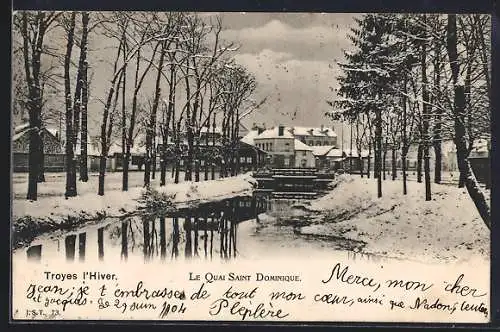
[[254, 126, 294, 140], [310, 145, 336, 156], [294, 139, 313, 151], [289, 125, 337, 137]]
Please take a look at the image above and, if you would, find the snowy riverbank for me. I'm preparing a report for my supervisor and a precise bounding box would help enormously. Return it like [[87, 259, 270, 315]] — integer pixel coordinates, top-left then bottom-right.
[[12, 173, 256, 247], [296, 174, 490, 263]]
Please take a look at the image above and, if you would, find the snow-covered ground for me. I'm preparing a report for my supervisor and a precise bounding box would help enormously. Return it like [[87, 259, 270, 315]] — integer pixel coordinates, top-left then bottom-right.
[[13, 172, 255, 219], [297, 174, 490, 263], [11, 170, 222, 199], [11, 172, 256, 247]]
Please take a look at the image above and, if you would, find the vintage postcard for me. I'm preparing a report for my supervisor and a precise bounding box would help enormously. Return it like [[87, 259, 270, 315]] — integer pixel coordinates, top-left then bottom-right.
[[10, 12, 491, 323]]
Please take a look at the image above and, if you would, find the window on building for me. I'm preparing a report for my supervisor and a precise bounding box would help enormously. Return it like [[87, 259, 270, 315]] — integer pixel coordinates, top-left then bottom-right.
[[316, 140, 321, 146], [270, 143, 273, 150], [303, 151, 307, 156], [240, 156, 246, 163]]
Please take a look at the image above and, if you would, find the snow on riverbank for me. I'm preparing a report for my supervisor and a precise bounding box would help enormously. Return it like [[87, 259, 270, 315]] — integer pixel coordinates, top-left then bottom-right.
[[12, 173, 256, 222], [301, 174, 490, 263]]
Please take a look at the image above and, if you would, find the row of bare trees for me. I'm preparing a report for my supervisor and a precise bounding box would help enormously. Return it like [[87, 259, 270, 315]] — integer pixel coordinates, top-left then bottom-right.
[[95, 12, 260, 196], [329, 14, 491, 229], [13, 11, 261, 200]]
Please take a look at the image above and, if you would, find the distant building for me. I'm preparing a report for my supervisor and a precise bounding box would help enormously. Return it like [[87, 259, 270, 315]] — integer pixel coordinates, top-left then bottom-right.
[[290, 125, 337, 147], [12, 122, 62, 154], [247, 124, 339, 168], [341, 149, 370, 173], [12, 123, 64, 172], [310, 145, 336, 169], [253, 125, 295, 167], [293, 139, 315, 168]]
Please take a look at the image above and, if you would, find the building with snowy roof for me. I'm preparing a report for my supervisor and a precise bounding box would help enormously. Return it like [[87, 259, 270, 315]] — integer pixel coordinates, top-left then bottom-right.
[[290, 125, 337, 147], [294, 139, 315, 168], [12, 122, 62, 154]]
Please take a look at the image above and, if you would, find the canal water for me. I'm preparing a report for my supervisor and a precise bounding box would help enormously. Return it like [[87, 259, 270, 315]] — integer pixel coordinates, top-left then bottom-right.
[[13, 194, 384, 264]]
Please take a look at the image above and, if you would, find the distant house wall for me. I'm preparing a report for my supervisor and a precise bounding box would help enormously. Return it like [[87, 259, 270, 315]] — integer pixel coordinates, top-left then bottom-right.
[[13, 153, 119, 173], [254, 137, 295, 155], [294, 150, 315, 168], [254, 137, 295, 167], [391, 143, 458, 172]]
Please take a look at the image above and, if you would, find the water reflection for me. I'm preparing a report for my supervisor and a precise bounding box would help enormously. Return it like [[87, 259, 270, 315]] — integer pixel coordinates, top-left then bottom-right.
[[26, 195, 265, 264]]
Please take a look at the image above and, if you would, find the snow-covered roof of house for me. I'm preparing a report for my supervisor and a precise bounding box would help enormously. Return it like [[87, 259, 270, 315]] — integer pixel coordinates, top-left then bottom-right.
[[289, 126, 337, 137], [199, 126, 223, 134], [326, 148, 343, 157], [46, 128, 59, 137], [240, 129, 260, 146], [343, 149, 370, 158], [294, 139, 313, 151], [12, 122, 60, 142], [14, 122, 30, 135], [311, 145, 336, 156], [13, 127, 29, 141], [254, 126, 294, 140]]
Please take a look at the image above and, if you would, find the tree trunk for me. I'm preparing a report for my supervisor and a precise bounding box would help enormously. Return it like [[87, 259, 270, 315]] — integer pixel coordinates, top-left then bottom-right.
[[27, 114, 41, 200], [144, 40, 167, 186], [434, 142, 442, 184], [417, 143, 423, 183], [22, 13, 48, 200], [98, 155, 106, 196], [391, 147, 396, 180], [382, 140, 387, 181], [367, 142, 371, 179], [37, 134, 45, 183], [402, 76, 408, 195], [72, 13, 89, 154], [446, 14, 490, 229], [432, 31, 442, 184], [402, 153, 408, 195], [421, 19, 432, 201], [79, 13, 90, 182], [212, 114, 217, 180], [64, 12, 77, 198], [174, 121, 181, 184], [375, 108, 382, 198], [359, 156, 364, 178], [184, 79, 193, 182], [98, 76, 122, 195], [152, 142, 157, 180], [204, 124, 209, 181]]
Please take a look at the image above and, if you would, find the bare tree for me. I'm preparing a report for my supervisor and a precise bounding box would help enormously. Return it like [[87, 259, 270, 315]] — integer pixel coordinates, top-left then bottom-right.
[[15, 11, 61, 200], [79, 12, 90, 182], [445, 14, 490, 229], [62, 12, 77, 197]]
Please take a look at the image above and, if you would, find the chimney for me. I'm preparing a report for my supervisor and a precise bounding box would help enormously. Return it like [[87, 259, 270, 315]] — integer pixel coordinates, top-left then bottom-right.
[[257, 127, 264, 134], [278, 125, 284, 136], [321, 124, 324, 131]]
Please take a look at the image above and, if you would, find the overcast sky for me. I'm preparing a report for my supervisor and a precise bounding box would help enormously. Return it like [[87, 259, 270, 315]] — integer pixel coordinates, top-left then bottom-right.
[[218, 13, 357, 129]]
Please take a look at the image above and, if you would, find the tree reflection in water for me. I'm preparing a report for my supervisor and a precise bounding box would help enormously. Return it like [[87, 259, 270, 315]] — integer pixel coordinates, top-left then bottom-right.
[[27, 195, 266, 263]]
